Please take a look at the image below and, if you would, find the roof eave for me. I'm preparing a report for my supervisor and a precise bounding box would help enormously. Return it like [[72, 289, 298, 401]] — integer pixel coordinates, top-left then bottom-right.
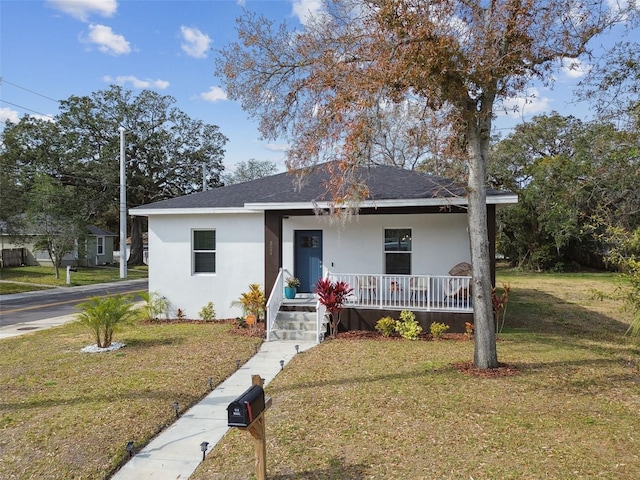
[[130, 207, 262, 216], [131, 194, 517, 216]]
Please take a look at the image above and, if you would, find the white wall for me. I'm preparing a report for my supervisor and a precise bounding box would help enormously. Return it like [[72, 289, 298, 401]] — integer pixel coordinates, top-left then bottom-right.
[[147, 212, 264, 319], [283, 213, 470, 278], [147, 211, 469, 319]]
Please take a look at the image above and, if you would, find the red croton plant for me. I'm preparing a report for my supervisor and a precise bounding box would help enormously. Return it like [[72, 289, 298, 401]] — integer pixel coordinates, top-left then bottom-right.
[[314, 278, 353, 338]]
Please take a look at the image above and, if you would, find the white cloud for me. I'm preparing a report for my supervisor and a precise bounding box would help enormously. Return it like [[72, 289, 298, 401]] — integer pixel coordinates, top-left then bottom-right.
[[0, 107, 20, 124], [291, 0, 325, 25], [607, 0, 640, 18], [498, 87, 552, 118], [264, 142, 290, 152], [560, 57, 592, 79], [236, 0, 246, 6], [103, 75, 169, 90], [85, 24, 131, 55], [200, 86, 228, 102], [47, 0, 117, 22], [180, 26, 212, 59]]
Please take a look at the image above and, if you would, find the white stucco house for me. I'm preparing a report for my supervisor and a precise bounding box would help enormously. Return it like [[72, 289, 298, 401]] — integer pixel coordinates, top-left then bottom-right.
[[130, 163, 517, 341]]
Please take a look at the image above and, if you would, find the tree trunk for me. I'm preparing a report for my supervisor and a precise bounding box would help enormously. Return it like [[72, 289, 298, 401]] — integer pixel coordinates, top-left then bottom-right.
[[466, 103, 499, 369], [128, 216, 145, 266]]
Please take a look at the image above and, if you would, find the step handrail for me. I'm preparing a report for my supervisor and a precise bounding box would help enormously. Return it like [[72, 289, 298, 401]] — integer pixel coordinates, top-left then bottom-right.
[[265, 268, 285, 341]]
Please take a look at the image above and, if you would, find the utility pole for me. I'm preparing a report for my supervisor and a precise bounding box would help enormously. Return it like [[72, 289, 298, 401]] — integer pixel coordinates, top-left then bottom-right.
[[119, 127, 127, 279], [202, 163, 208, 191]]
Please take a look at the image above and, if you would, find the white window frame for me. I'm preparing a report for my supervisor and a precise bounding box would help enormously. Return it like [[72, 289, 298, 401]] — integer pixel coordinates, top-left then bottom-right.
[[192, 229, 216, 274], [96, 236, 105, 256]]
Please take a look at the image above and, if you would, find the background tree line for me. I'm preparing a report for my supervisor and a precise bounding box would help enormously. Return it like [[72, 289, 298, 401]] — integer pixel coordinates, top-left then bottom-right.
[[489, 112, 640, 272], [0, 85, 228, 266]]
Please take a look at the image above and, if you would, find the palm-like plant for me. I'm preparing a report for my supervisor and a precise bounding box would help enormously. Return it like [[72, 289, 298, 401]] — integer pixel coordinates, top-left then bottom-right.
[[232, 284, 266, 322], [76, 295, 140, 348], [314, 278, 353, 337]]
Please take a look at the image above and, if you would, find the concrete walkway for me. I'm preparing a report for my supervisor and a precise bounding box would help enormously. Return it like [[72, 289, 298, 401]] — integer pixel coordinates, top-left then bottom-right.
[[1, 281, 317, 479], [111, 340, 316, 480]]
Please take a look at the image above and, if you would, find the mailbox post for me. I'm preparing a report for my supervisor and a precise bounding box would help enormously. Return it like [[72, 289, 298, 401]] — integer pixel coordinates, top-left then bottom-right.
[[227, 375, 272, 480]]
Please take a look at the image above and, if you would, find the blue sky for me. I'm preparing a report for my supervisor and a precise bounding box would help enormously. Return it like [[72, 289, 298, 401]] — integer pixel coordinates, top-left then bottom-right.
[[0, 0, 634, 173]]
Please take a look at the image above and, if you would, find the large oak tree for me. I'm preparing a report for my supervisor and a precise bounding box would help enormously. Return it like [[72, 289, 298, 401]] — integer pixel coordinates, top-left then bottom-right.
[[1, 86, 228, 265], [218, 0, 637, 368]]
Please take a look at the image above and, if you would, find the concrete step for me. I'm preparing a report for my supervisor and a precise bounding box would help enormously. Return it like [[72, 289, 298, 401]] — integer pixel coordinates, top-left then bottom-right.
[[273, 311, 316, 327], [269, 329, 319, 342], [269, 310, 323, 343]]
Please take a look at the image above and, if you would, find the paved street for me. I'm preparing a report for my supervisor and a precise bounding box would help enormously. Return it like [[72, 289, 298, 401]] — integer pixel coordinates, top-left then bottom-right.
[[0, 279, 148, 328]]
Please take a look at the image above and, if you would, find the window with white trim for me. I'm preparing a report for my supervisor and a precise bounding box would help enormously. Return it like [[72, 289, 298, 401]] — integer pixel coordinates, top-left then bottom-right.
[[384, 228, 411, 275], [97, 236, 105, 255], [193, 230, 216, 273]]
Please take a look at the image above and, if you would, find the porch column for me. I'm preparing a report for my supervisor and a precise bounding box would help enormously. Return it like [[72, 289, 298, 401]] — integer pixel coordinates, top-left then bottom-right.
[[264, 211, 282, 294]]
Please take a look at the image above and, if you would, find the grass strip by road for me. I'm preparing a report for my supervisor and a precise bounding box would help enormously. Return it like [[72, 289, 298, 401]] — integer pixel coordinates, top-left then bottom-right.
[[0, 265, 148, 295]]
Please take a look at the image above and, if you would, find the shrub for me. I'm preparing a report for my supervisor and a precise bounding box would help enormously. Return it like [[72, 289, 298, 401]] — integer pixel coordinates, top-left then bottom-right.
[[464, 322, 474, 340], [396, 310, 422, 340], [492, 283, 512, 334], [430, 321, 450, 339], [198, 302, 216, 321], [140, 291, 170, 320], [76, 294, 140, 348], [375, 316, 396, 337], [314, 278, 353, 337], [233, 284, 266, 322]]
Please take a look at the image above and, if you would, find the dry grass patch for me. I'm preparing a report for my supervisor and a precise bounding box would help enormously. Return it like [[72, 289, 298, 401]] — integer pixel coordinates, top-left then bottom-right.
[[192, 272, 640, 480], [0, 319, 257, 479]]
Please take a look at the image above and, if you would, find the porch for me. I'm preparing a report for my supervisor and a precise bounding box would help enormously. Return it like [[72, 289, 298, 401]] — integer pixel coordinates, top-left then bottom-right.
[[266, 271, 473, 343]]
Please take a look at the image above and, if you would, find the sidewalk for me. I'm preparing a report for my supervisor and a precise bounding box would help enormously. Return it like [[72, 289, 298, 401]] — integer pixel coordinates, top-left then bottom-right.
[[0, 313, 78, 339], [111, 339, 316, 480]]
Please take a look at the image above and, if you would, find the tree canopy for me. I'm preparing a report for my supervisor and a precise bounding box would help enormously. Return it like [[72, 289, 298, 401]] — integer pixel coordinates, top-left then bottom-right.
[[490, 112, 640, 271], [0, 85, 228, 265], [223, 159, 278, 185], [218, 0, 638, 368]]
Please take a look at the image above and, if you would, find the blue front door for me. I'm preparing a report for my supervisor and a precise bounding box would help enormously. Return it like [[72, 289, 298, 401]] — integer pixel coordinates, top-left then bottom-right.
[[294, 230, 323, 293]]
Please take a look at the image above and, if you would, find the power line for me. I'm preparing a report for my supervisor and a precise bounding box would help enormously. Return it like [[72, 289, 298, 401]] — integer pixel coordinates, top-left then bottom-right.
[[0, 99, 55, 120], [0, 77, 60, 103]]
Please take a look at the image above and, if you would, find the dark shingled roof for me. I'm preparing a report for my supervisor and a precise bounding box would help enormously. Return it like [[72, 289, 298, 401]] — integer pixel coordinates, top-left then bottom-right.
[[132, 164, 510, 211]]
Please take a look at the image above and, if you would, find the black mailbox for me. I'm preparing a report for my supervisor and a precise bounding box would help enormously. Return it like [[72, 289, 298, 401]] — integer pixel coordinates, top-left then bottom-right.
[[227, 385, 265, 427]]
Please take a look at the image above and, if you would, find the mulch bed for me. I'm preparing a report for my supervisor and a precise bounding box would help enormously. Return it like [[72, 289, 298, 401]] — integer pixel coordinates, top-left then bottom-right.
[[336, 330, 471, 342], [141, 318, 266, 338], [335, 330, 519, 377], [139, 322, 517, 376]]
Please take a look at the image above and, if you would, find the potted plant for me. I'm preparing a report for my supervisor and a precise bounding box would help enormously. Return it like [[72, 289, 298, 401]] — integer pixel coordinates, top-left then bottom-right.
[[284, 276, 300, 299]]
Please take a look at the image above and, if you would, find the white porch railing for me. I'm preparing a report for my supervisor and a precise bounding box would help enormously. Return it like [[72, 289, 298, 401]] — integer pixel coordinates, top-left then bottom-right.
[[265, 268, 285, 341], [266, 270, 472, 342], [327, 273, 473, 312]]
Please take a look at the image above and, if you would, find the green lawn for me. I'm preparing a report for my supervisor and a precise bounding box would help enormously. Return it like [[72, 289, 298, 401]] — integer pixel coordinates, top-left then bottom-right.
[[191, 271, 640, 480], [0, 265, 148, 294], [1, 271, 639, 480], [0, 320, 258, 479]]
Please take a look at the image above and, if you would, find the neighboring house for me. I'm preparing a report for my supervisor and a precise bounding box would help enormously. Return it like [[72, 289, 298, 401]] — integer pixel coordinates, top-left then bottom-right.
[[0, 223, 117, 267], [131, 164, 517, 341]]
